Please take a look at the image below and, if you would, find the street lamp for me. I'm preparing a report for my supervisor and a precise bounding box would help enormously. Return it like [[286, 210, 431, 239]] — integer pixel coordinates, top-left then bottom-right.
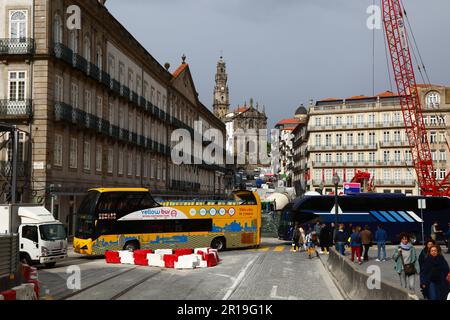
[[332, 173, 341, 226]]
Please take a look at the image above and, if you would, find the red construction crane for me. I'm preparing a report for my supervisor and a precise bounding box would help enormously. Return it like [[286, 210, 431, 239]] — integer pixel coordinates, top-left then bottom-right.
[[381, 0, 450, 196]]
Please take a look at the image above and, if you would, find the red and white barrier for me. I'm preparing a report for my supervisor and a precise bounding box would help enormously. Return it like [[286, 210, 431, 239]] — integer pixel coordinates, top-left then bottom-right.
[[0, 264, 40, 301], [105, 247, 220, 269], [0, 282, 38, 301]]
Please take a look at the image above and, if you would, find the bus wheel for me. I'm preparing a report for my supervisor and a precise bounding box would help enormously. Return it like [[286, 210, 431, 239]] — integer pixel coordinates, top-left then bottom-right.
[[211, 237, 226, 251], [124, 241, 140, 252]]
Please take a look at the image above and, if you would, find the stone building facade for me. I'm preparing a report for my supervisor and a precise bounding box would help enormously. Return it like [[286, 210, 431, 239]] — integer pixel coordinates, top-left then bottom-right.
[[0, 0, 226, 235]]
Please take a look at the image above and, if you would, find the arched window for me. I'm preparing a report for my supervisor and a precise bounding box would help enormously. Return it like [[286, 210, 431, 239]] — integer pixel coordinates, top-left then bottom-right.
[[9, 10, 27, 39], [53, 14, 62, 44], [96, 45, 103, 70], [425, 91, 440, 108], [83, 36, 91, 61], [69, 30, 78, 53]]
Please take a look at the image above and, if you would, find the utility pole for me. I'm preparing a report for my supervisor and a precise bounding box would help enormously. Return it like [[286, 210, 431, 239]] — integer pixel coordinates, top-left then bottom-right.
[[11, 127, 18, 204]]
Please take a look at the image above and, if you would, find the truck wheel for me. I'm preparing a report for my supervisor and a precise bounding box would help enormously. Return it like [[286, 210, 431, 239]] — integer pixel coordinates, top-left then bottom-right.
[[44, 262, 56, 268], [124, 241, 140, 252], [20, 253, 32, 266], [211, 237, 226, 251]]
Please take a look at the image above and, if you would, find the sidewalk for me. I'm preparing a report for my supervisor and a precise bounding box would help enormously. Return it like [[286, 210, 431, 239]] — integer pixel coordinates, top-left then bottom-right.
[[328, 245, 450, 297]]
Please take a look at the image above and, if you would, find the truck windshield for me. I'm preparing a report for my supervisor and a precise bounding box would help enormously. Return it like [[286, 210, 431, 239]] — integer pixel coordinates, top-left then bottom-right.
[[39, 224, 66, 241]]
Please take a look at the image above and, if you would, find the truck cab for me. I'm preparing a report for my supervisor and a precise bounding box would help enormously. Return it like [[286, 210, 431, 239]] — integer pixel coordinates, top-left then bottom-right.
[[1, 205, 68, 268]]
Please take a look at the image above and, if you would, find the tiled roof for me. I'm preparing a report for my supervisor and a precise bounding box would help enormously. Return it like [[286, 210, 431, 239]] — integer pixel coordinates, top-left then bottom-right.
[[347, 95, 370, 100], [376, 90, 398, 97], [321, 97, 341, 102], [276, 118, 302, 126], [235, 107, 248, 113], [172, 63, 188, 78], [282, 126, 299, 131]]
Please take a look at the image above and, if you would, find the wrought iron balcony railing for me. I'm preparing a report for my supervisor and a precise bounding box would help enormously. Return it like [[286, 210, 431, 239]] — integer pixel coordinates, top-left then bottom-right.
[[0, 38, 34, 55], [0, 161, 28, 177]]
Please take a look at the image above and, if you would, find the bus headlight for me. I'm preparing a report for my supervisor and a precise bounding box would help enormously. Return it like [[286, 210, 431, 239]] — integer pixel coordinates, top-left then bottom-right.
[[41, 246, 49, 257]]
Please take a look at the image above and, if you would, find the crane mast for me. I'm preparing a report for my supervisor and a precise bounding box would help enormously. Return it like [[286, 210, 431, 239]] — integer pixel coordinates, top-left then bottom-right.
[[381, 0, 450, 196]]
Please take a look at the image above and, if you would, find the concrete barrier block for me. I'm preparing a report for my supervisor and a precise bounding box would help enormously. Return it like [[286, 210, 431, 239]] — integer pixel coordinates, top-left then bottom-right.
[[325, 248, 414, 300], [12, 284, 36, 300], [118, 251, 135, 264], [147, 254, 165, 267], [194, 248, 210, 255], [174, 260, 196, 269], [198, 261, 208, 268]]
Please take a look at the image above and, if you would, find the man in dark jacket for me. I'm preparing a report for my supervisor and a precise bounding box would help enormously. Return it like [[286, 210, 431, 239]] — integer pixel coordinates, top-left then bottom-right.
[[334, 224, 347, 256], [360, 225, 373, 262], [319, 224, 332, 254]]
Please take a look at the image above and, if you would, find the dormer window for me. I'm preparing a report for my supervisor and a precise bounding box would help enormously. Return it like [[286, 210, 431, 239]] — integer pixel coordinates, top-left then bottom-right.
[[426, 91, 440, 108]]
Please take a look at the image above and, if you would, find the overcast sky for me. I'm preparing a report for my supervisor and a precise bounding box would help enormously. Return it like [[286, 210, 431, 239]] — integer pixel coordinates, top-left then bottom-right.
[[107, 0, 450, 128]]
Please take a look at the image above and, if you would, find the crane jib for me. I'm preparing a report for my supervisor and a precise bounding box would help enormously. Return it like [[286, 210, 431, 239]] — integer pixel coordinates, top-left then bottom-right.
[[381, 0, 450, 196]]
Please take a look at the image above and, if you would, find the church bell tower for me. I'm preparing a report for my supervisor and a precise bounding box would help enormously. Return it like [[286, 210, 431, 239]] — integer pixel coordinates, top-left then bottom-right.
[[213, 56, 230, 120]]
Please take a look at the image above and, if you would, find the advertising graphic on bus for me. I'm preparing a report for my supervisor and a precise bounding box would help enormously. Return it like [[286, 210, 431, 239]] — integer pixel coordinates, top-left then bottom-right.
[[74, 188, 262, 255]]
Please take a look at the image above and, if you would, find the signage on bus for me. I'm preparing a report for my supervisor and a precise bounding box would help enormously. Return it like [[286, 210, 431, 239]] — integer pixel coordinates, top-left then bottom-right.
[[118, 207, 188, 221]]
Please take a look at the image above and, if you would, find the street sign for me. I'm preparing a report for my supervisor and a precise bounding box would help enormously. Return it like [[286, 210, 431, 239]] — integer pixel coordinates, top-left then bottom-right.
[[330, 204, 343, 215], [418, 199, 426, 209], [343, 183, 361, 194]]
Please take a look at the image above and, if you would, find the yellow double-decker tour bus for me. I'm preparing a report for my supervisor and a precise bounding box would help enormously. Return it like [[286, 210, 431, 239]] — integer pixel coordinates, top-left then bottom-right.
[[73, 188, 262, 255]]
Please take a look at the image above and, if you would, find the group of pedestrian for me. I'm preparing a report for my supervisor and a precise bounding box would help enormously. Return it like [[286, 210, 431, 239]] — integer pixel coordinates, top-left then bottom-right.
[[291, 221, 334, 259], [393, 234, 450, 300], [290, 220, 450, 300], [330, 223, 384, 264]]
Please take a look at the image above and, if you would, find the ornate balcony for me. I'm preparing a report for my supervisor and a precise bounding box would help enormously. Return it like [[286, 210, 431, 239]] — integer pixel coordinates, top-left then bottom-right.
[[0, 100, 32, 118], [89, 63, 100, 81], [53, 43, 73, 64], [101, 71, 110, 87], [0, 38, 34, 55], [73, 54, 88, 73], [0, 161, 28, 177], [131, 92, 139, 105], [54, 102, 72, 122], [120, 85, 130, 99], [110, 79, 121, 94]]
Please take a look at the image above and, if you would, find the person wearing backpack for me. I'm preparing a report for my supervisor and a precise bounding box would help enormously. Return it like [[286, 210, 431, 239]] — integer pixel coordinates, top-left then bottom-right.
[[393, 233, 420, 291], [306, 230, 319, 259]]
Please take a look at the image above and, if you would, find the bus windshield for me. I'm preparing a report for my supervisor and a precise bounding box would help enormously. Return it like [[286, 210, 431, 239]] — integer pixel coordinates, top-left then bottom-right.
[[75, 191, 159, 239], [76, 191, 100, 239]]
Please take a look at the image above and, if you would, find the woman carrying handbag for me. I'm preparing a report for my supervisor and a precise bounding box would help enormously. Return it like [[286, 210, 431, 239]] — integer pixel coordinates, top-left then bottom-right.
[[393, 233, 420, 291]]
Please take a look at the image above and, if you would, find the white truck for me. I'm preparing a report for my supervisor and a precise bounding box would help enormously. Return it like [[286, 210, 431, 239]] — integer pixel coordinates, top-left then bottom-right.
[[0, 204, 68, 267]]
